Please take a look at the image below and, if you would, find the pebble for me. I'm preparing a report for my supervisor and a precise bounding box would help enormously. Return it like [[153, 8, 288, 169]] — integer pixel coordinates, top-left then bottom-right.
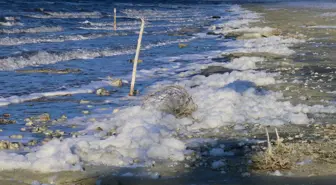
[[82, 110, 90, 114], [110, 79, 123, 87], [25, 121, 33, 126], [80, 100, 90, 104], [9, 134, 23, 139], [3, 113, 10, 118], [96, 88, 110, 96]]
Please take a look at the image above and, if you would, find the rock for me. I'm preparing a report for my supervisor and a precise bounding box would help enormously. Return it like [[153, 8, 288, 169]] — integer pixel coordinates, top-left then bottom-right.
[[96, 88, 110, 96], [80, 100, 90, 104], [263, 29, 282, 37], [2, 113, 10, 118], [16, 68, 81, 74], [27, 113, 51, 123], [25, 121, 33, 126], [129, 59, 143, 63], [0, 118, 16, 125], [34, 8, 44, 12], [199, 66, 234, 77], [20, 127, 26, 132], [82, 110, 90, 114], [28, 140, 37, 146], [178, 43, 188, 48], [224, 32, 244, 38], [212, 16, 221, 19], [109, 78, 123, 87], [8, 142, 21, 150], [9, 134, 23, 139], [96, 127, 103, 131], [222, 52, 284, 60], [207, 31, 219, 35], [143, 85, 197, 118], [113, 109, 119, 113], [237, 33, 264, 40], [0, 141, 8, 149]]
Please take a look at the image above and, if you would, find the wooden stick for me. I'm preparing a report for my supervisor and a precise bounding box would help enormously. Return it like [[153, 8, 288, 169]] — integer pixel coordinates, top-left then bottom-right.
[[114, 8, 117, 31], [275, 128, 281, 146], [265, 128, 272, 156], [129, 18, 145, 96]]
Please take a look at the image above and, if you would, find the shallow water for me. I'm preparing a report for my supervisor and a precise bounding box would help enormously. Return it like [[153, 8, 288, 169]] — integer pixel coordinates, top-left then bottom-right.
[[0, 0, 228, 143], [0, 0, 336, 183]]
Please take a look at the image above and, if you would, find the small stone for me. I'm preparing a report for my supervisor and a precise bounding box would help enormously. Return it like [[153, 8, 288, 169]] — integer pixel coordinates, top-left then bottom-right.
[[28, 140, 37, 146], [178, 43, 187, 48], [212, 15, 221, 19], [96, 88, 110, 96], [28, 113, 50, 123], [113, 109, 119, 113], [9, 134, 23, 139], [110, 79, 123, 87], [82, 110, 90, 115], [3, 113, 10, 118], [8, 142, 21, 150], [129, 59, 143, 63], [96, 127, 103, 131], [80, 100, 90, 104], [0, 118, 16, 125], [20, 127, 26, 132], [25, 121, 33, 126], [0, 141, 8, 149]]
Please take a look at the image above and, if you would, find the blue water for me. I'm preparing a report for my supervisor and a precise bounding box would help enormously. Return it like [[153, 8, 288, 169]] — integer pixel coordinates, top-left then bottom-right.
[[0, 0, 229, 143]]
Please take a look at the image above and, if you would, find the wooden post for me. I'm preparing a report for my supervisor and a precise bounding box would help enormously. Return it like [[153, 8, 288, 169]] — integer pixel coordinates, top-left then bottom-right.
[[129, 18, 145, 96], [114, 8, 117, 31], [265, 128, 272, 156]]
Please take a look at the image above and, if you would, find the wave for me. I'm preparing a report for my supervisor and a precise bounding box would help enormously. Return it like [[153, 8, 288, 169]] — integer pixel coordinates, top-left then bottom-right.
[[27, 11, 103, 19], [0, 38, 195, 71], [0, 33, 116, 46], [0, 26, 63, 34], [0, 80, 110, 106]]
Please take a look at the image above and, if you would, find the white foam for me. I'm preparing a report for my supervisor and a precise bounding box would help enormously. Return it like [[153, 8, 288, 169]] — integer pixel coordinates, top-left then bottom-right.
[[321, 12, 336, 17], [27, 11, 103, 19], [0, 33, 113, 46], [0, 38, 194, 71], [0, 80, 109, 106], [0, 21, 23, 27], [307, 25, 336, 29], [0, 26, 63, 34], [221, 36, 304, 56], [0, 4, 333, 174]]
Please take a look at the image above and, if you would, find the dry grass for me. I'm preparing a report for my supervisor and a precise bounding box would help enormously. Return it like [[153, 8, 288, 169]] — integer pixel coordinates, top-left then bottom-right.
[[251, 128, 294, 171]]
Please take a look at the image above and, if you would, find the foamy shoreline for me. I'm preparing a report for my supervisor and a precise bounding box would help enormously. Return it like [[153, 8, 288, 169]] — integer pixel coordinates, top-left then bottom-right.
[[0, 3, 336, 185]]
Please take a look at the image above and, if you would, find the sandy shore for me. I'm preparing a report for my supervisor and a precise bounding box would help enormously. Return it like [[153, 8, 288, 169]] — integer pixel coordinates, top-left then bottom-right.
[[1, 2, 336, 185]]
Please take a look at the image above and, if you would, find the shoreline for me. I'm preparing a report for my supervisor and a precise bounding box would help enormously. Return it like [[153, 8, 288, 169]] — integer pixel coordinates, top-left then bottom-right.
[[0, 2, 336, 185]]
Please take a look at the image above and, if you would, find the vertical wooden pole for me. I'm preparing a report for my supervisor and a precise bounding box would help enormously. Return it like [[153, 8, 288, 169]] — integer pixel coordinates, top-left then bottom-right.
[[265, 128, 272, 156], [114, 8, 117, 31], [129, 18, 145, 96]]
